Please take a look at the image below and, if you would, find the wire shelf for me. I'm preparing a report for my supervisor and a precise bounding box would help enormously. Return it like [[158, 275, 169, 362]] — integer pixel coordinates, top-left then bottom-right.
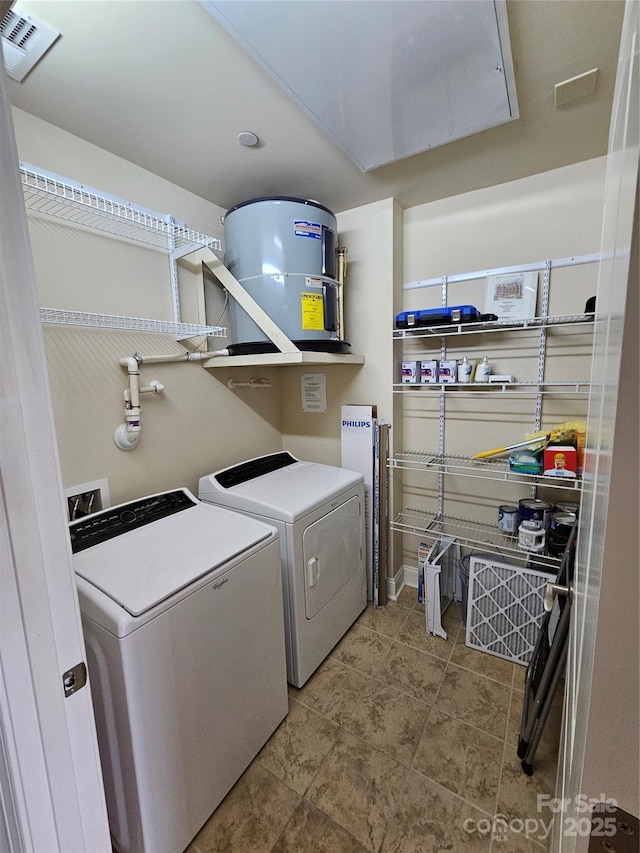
[[21, 163, 223, 253], [391, 450, 582, 492], [39, 308, 226, 338], [393, 313, 594, 340], [391, 508, 561, 572], [393, 380, 590, 395]]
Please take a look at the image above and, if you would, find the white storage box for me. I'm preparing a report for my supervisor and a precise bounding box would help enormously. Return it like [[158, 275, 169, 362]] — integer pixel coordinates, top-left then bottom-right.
[[420, 360, 438, 383], [341, 405, 377, 600], [401, 361, 419, 383]]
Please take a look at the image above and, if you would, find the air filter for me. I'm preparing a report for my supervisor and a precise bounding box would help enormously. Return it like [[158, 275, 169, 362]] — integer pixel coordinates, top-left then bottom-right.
[[466, 556, 551, 665]]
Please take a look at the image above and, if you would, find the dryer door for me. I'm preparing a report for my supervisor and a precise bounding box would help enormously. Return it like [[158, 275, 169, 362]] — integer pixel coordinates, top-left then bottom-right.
[[303, 495, 362, 619]]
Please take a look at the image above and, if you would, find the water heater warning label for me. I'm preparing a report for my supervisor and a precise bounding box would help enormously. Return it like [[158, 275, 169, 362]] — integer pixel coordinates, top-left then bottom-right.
[[294, 220, 322, 239], [301, 292, 324, 330]]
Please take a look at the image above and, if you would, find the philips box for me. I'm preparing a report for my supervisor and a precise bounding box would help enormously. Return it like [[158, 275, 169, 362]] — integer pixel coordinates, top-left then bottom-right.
[[438, 359, 458, 383], [402, 361, 419, 383], [341, 405, 377, 600], [420, 360, 439, 384]]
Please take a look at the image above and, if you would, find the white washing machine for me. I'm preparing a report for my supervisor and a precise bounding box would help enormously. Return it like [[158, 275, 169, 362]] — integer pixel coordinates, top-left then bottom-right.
[[198, 452, 366, 687], [71, 488, 288, 853]]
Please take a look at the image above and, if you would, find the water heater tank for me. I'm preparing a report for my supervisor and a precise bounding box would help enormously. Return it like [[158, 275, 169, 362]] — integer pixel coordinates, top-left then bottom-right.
[[223, 196, 349, 355]]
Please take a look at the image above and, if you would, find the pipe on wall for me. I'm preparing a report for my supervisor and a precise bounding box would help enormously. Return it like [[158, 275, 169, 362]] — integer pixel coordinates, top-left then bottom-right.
[[113, 348, 230, 450]]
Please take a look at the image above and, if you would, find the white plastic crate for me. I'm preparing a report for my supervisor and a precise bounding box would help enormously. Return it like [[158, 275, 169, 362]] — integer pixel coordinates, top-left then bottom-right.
[[465, 556, 551, 665]]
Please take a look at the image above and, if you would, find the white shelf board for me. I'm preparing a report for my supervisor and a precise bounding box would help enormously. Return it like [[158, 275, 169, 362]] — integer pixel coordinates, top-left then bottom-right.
[[391, 508, 562, 572], [21, 163, 222, 253], [391, 450, 582, 492], [202, 351, 365, 369], [393, 380, 590, 395], [39, 308, 225, 338], [393, 313, 594, 340]]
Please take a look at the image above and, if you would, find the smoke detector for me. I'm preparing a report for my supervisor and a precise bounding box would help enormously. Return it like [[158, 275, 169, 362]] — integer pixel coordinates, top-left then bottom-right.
[[1, 5, 60, 82], [238, 131, 259, 147]]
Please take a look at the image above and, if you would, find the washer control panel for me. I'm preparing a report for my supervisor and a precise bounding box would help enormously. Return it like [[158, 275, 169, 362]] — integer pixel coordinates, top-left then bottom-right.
[[70, 489, 196, 553]]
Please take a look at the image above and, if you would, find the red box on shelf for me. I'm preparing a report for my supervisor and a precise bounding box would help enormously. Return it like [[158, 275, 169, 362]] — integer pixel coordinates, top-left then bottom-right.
[[542, 445, 577, 478]]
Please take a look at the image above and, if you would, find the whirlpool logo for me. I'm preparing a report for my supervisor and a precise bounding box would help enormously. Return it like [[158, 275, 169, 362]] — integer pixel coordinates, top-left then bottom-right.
[[213, 577, 229, 592], [342, 420, 371, 428]]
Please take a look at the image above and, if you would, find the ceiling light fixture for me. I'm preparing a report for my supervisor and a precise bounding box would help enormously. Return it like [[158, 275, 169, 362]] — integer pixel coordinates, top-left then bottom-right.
[[238, 131, 259, 147]]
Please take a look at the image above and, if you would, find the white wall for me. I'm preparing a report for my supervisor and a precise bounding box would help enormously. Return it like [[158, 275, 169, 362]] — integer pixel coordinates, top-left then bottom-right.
[[403, 157, 607, 279], [13, 108, 224, 239], [13, 108, 283, 507], [279, 198, 403, 466]]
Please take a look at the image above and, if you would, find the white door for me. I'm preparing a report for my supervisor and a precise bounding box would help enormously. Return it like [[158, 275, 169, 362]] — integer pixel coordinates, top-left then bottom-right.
[[0, 51, 111, 852], [555, 2, 639, 849]]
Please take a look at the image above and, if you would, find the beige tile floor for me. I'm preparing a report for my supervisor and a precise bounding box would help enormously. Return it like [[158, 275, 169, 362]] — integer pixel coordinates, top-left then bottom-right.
[[189, 589, 563, 853]]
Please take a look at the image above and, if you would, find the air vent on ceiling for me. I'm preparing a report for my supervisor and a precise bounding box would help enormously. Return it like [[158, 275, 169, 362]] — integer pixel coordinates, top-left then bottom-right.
[[1, 7, 59, 82]]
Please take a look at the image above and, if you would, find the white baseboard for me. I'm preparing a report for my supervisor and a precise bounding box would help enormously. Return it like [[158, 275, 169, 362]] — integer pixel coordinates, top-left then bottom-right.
[[385, 564, 419, 601], [402, 564, 419, 590]]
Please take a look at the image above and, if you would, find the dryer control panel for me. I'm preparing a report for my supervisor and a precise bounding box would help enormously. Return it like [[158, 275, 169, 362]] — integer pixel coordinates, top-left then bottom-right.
[[70, 489, 196, 553], [214, 452, 297, 489]]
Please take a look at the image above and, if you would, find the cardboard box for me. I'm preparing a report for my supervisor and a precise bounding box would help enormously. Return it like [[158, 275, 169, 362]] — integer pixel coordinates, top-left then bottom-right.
[[402, 361, 419, 383], [542, 445, 577, 478], [341, 405, 377, 600], [420, 360, 439, 383], [438, 359, 458, 383]]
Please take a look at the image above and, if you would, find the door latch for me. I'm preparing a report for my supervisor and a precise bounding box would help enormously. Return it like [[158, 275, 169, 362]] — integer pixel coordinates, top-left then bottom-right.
[[62, 662, 87, 697]]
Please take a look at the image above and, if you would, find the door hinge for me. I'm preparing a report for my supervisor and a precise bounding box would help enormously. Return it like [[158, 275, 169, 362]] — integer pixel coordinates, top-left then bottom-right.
[[589, 804, 638, 852], [62, 662, 87, 697]]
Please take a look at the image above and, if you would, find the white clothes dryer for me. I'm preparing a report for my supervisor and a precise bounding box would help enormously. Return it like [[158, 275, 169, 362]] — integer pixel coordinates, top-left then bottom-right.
[[198, 452, 366, 687], [71, 489, 288, 853]]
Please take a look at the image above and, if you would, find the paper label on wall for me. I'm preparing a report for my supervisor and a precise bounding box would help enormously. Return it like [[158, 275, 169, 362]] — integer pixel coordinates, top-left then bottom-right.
[[294, 220, 322, 239], [301, 373, 327, 412], [301, 291, 325, 330]]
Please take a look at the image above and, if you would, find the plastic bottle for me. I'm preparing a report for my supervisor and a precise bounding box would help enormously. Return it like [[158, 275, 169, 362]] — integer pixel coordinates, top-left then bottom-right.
[[458, 357, 472, 383], [474, 356, 491, 383]]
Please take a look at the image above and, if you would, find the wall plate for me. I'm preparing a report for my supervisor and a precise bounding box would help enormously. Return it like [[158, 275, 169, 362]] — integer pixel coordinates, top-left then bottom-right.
[[64, 479, 110, 521]]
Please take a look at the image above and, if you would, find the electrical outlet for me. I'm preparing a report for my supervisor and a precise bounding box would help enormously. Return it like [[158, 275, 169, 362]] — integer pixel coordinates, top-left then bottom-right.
[[64, 479, 110, 521]]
